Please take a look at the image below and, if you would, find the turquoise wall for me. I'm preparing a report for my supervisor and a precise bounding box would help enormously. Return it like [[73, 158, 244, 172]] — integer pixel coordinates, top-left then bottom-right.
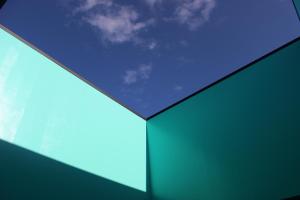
[[0, 140, 149, 199], [0, 27, 146, 191], [148, 38, 300, 200], [295, 0, 300, 17]]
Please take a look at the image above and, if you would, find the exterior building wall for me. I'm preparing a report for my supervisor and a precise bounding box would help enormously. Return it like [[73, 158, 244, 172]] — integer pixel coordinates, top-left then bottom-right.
[[148, 38, 300, 200], [295, 0, 300, 17], [0, 140, 149, 200], [0, 27, 147, 192]]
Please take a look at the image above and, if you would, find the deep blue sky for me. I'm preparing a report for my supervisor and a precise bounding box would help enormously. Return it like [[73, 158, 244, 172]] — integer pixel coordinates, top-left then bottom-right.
[[0, 0, 299, 118]]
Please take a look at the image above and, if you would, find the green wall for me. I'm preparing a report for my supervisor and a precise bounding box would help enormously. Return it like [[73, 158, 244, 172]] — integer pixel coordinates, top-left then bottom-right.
[[148, 38, 300, 200], [295, 0, 300, 18], [0, 140, 149, 199], [0, 27, 146, 191]]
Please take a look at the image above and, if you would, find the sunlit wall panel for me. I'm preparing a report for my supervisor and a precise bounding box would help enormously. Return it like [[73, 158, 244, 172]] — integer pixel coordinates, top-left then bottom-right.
[[0, 28, 146, 191]]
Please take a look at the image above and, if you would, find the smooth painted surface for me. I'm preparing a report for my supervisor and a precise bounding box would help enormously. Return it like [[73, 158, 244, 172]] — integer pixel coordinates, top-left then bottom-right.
[[0, 28, 146, 191], [0, 140, 149, 200], [295, 0, 300, 18], [148, 38, 300, 200]]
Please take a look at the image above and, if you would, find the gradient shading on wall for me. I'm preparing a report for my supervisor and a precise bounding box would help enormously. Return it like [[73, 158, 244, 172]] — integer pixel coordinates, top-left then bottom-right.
[[0, 27, 146, 191], [147, 38, 300, 200]]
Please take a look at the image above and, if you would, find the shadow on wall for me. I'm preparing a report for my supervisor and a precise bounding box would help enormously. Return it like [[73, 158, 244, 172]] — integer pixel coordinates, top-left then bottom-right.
[[147, 38, 300, 200], [284, 195, 300, 200], [0, 140, 149, 200]]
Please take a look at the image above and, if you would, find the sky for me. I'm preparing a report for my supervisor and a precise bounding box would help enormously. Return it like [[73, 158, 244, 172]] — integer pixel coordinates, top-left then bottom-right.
[[0, 0, 299, 118]]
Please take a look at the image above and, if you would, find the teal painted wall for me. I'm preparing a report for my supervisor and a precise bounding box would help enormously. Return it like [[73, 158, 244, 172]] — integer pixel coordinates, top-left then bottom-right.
[[295, 0, 300, 18], [0, 28, 146, 191], [0, 140, 149, 199], [148, 39, 300, 200]]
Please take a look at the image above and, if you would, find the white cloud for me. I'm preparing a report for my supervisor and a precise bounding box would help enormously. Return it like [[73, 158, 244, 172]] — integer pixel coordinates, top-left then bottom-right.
[[75, 0, 154, 44], [123, 64, 153, 85], [148, 41, 157, 50], [72, 0, 216, 45], [87, 6, 153, 43], [175, 0, 216, 30], [139, 64, 152, 79], [123, 70, 138, 85], [174, 85, 183, 91], [76, 0, 113, 11], [144, 0, 162, 8]]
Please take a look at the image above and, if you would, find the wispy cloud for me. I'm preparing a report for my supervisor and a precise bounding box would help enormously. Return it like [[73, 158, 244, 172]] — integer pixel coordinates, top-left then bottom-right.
[[87, 7, 153, 43], [123, 64, 153, 85], [174, 0, 216, 30], [75, 0, 154, 44], [72, 0, 216, 45], [76, 0, 112, 12], [144, 0, 162, 8], [148, 41, 158, 50], [174, 85, 183, 91]]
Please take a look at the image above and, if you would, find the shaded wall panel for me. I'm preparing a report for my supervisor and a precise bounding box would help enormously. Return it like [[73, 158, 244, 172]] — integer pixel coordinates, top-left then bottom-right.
[[0, 28, 146, 191], [295, 0, 300, 17], [148, 39, 300, 200], [0, 140, 149, 199]]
